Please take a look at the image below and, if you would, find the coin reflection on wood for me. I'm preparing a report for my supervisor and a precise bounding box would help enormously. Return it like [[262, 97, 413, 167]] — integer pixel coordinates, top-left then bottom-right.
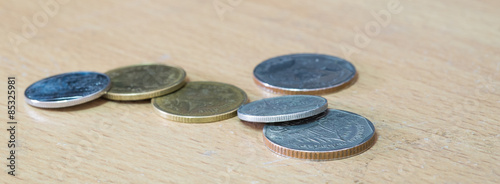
[[237, 95, 328, 123], [253, 53, 357, 95], [24, 71, 111, 108], [152, 81, 248, 123], [263, 109, 376, 160], [103, 64, 186, 101]]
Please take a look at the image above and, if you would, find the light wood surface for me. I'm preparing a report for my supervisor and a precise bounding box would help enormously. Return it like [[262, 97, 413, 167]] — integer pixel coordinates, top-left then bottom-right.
[[1, 0, 499, 183]]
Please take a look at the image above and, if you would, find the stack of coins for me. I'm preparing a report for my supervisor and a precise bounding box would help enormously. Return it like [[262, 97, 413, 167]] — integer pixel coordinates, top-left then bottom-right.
[[238, 53, 376, 160], [237, 96, 376, 161], [25, 64, 247, 123]]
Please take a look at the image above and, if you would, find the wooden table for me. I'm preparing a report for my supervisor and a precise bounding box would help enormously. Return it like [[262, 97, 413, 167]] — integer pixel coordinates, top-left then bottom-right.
[[2, 0, 499, 183]]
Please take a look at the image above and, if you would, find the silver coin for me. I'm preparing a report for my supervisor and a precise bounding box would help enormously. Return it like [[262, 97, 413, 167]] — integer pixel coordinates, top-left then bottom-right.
[[253, 53, 356, 94], [25, 72, 111, 108], [263, 109, 376, 160], [237, 95, 328, 123]]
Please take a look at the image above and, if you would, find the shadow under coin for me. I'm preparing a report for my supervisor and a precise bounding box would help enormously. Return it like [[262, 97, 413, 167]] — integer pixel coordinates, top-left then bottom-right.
[[332, 72, 358, 93], [240, 120, 266, 131], [41, 98, 109, 112], [105, 98, 151, 105], [239, 110, 329, 131]]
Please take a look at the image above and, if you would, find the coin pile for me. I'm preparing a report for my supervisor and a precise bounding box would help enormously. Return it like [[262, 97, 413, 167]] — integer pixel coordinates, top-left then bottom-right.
[[24, 53, 376, 161], [239, 53, 376, 160], [24, 64, 247, 123], [237, 96, 376, 160]]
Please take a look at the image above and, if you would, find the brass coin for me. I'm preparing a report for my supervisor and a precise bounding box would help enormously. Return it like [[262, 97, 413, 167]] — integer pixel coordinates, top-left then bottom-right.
[[152, 81, 248, 123], [103, 64, 186, 101]]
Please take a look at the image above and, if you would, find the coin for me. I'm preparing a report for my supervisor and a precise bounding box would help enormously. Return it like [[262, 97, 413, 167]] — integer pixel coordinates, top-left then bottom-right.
[[237, 95, 328, 123], [152, 81, 248, 123], [253, 53, 357, 94], [103, 64, 186, 101], [263, 109, 376, 160], [25, 71, 111, 108]]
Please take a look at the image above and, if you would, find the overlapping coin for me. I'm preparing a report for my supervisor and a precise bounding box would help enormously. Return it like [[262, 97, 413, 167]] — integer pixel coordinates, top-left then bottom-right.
[[237, 95, 328, 123], [152, 81, 247, 123], [103, 64, 186, 101], [263, 109, 376, 160], [25, 71, 111, 108], [253, 53, 357, 94]]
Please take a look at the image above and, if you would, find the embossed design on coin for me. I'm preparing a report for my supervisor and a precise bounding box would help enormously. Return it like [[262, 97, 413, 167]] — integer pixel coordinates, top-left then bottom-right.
[[25, 71, 111, 108], [103, 64, 186, 101], [253, 53, 357, 94], [263, 109, 376, 160], [237, 95, 328, 123], [152, 81, 247, 123]]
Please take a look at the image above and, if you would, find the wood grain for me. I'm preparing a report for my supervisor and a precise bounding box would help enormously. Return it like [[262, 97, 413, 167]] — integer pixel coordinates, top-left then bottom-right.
[[1, 0, 499, 183]]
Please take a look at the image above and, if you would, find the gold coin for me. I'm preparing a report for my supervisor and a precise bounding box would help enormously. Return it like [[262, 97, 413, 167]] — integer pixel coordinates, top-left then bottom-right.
[[152, 81, 247, 123], [103, 64, 186, 101]]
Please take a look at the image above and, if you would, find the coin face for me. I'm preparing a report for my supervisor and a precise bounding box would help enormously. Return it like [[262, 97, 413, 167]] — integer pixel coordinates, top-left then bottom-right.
[[237, 95, 328, 123], [263, 109, 376, 160], [253, 53, 357, 94], [25, 72, 111, 108], [152, 81, 248, 123], [103, 64, 186, 101]]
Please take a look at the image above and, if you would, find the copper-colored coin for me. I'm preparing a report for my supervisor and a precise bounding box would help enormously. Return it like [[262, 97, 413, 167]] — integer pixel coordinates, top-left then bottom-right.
[[152, 81, 247, 123], [263, 109, 376, 160], [103, 64, 186, 101]]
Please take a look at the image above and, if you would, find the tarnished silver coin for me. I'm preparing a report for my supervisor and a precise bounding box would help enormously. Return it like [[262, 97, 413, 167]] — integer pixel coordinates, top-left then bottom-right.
[[253, 53, 357, 94], [25, 71, 111, 108], [237, 95, 328, 123], [263, 109, 376, 160]]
